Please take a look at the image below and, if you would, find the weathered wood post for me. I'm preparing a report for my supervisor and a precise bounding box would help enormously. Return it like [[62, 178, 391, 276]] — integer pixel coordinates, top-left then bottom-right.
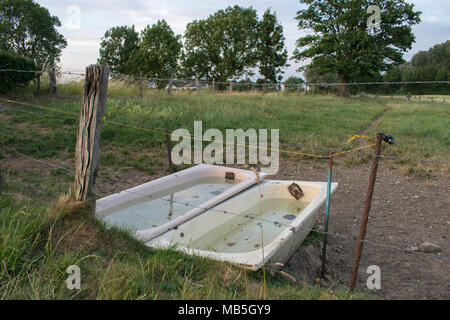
[[167, 78, 173, 96], [247, 81, 250, 94], [139, 72, 143, 98], [263, 83, 266, 95], [49, 69, 57, 95], [36, 73, 41, 97], [229, 80, 233, 94], [195, 76, 200, 96], [73, 65, 109, 202], [212, 78, 215, 95], [296, 84, 300, 96]]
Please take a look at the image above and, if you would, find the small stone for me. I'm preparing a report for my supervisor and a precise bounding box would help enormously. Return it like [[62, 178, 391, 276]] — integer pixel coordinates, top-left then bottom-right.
[[418, 242, 441, 253]]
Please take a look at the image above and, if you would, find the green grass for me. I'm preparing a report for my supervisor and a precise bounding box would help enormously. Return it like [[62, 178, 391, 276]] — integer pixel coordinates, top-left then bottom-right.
[[0, 186, 369, 300], [1, 84, 448, 300], [5, 85, 449, 162]]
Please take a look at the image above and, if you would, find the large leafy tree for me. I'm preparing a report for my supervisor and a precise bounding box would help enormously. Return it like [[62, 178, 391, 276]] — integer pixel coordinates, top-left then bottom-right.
[[292, 0, 421, 96], [128, 20, 182, 86], [98, 25, 140, 76], [0, 0, 67, 68], [257, 9, 289, 84], [181, 5, 259, 82]]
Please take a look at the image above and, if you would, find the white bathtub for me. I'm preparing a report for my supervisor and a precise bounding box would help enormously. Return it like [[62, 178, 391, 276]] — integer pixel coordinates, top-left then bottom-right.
[[147, 180, 338, 270], [96, 164, 266, 242]]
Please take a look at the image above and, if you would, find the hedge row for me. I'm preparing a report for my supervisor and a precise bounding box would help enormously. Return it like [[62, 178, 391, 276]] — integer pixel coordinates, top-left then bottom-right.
[[0, 50, 38, 94]]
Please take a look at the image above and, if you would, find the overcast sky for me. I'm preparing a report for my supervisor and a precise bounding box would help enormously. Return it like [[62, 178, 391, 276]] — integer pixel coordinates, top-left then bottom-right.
[[37, 0, 450, 79]]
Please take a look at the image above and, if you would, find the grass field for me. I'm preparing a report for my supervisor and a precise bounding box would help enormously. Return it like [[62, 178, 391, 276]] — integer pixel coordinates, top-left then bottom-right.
[[1, 81, 448, 299]]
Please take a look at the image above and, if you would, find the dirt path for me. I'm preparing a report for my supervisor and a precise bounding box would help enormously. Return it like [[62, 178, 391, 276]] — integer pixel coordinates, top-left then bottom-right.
[[360, 108, 390, 138], [274, 159, 449, 300]]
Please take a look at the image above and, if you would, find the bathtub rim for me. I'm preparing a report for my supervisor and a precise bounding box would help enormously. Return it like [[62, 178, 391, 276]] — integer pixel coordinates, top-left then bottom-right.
[[95, 164, 267, 242], [146, 180, 338, 270]]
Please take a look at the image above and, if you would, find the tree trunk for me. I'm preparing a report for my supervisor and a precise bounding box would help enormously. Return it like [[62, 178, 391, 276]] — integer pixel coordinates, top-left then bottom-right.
[[338, 75, 350, 97], [73, 65, 109, 202]]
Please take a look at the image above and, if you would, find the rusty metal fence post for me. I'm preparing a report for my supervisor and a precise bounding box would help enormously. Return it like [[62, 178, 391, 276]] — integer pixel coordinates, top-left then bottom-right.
[[348, 133, 384, 292], [165, 128, 174, 173]]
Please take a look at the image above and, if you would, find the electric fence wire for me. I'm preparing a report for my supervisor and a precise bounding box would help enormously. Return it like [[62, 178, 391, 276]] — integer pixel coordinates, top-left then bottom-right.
[[1, 140, 448, 263]]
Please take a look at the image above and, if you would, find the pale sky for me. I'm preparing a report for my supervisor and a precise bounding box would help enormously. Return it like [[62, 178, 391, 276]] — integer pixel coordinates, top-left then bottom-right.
[[36, 0, 450, 79]]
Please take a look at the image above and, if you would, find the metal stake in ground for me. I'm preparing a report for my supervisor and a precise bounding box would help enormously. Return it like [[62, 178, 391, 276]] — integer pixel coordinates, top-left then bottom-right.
[[165, 128, 174, 173], [321, 151, 333, 278], [73, 64, 109, 202], [348, 132, 384, 292]]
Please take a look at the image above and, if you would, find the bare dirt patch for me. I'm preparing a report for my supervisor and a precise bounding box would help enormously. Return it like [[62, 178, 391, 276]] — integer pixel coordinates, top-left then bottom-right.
[[274, 159, 449, 300], [2, 140, 448, 299], [88, 156, 449, 300]]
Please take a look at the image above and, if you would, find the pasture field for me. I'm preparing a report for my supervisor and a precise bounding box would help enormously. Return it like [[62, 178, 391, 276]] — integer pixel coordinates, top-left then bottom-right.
[[0, 85, 448, 299]]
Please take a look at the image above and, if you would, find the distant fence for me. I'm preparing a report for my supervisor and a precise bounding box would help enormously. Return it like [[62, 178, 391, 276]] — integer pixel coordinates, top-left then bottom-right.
[[1, 68, 449, 98]]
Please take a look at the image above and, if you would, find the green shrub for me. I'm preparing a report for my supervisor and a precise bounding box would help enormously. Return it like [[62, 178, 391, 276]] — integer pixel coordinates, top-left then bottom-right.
[[0, 50, 38, 93]]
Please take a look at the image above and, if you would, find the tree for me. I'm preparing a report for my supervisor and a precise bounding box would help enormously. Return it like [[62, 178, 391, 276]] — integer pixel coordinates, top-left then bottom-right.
[[0, 49, 37, 93], [284, 76, 305, 92], [98, 25, 140, 76], [401, 41, 450, 94], [182, 5, 259, 82], [257, 9, 289, 84], [0, 0, 67, 68], [128, 20, 182, 88], [292, 0, 421, 97]]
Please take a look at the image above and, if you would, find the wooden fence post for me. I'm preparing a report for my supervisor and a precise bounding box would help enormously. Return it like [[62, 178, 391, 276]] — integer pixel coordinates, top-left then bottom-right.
[[212, 78, 215, 95], [229, 80, 233, 94], [296, 84, 300, 96], [263, 83, 266, 95], [247, 81, 250, 94], [167, 78, 173, 95], [36, 73, 41, 97], [49, 69, 57, 95], [195, 76, 200, 96], [73, 65, 109, 202]]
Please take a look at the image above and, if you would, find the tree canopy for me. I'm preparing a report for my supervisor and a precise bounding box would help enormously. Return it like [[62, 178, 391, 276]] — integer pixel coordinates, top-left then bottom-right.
[[0, 49, 37, 93], [257, 9, 289, 83], [0, 0, 67, 68], [98, 25, 140, 76], [292, 0, 421, 96], [128, 20, 182, 82], [181, 5, 259, 82]]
